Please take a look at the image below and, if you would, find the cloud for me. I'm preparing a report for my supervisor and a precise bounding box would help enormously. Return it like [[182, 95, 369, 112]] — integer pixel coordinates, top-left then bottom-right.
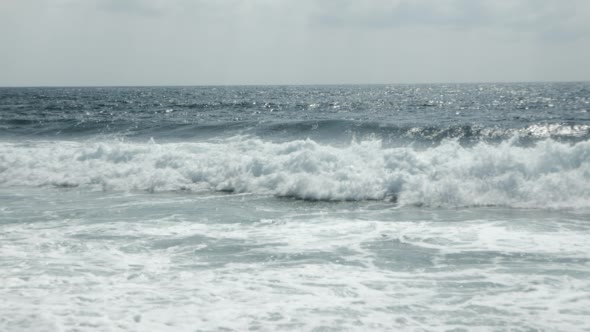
[[0, 0, 589, 85], [310, 0, 590, 38], [97, 0, 168, 17]]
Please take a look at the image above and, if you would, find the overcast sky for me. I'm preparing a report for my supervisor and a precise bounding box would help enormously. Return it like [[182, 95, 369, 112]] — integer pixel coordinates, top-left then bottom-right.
[[1, 0, 589, 86]]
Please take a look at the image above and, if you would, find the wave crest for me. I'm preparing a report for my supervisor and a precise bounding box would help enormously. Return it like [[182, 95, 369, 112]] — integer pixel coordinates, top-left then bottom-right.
[[1, 137, 589, 209]]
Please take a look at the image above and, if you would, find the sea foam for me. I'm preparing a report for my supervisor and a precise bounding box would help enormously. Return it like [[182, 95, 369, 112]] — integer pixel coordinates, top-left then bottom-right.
[[1, 137, 588, 208]]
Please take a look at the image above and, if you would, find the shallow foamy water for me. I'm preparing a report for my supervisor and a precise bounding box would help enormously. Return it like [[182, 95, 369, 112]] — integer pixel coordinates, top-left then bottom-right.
[[2, 188, 589, 331]]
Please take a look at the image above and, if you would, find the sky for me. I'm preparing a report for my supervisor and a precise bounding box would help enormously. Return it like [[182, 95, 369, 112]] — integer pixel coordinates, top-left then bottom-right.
[[1, 0, 589, 86]]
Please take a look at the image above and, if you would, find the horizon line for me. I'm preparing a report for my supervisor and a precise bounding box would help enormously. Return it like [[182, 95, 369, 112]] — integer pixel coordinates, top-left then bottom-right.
[[1, 80, 588, 88]]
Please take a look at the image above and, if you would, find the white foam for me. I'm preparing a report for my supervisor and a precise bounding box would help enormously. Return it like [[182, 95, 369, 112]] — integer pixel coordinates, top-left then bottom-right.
[[2, 206, 589, 332], [0, 137, 589, 208]]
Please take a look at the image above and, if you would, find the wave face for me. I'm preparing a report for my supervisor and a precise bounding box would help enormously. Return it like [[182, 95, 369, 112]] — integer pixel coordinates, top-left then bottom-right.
[[1, 137, 588, 208]]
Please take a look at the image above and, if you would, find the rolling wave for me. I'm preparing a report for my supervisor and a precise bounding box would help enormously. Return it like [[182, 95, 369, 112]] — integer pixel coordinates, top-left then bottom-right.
[[1, 137, 588, 208], [1, 115, 588, 144]]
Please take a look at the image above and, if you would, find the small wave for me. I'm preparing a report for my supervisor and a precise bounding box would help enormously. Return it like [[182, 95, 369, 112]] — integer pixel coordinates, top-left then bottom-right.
[[3, 113, 588, 145], [0, 137, 589, 209]]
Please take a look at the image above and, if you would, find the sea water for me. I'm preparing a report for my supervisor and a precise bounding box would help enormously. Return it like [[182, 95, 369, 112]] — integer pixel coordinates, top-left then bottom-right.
[[1, 83, 589, 331]]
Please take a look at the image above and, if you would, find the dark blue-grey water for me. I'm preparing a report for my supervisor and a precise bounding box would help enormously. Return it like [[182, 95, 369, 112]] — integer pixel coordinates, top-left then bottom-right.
[[1, 83, 589, 331]]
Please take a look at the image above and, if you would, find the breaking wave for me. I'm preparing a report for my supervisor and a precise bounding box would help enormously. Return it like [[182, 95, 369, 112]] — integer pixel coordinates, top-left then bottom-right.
[[1, 137, 589, 209]]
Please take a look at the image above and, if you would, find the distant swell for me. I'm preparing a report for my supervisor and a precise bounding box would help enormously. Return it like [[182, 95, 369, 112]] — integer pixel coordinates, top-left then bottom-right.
[[1, 137, 589, 209], [2, 116, 589, 144]]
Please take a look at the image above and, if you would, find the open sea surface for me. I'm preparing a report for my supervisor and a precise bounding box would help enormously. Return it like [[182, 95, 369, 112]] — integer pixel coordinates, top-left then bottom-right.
[[1, 83, 590, 331]]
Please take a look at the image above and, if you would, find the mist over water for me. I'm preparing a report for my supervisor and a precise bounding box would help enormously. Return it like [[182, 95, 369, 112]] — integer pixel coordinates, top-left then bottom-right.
[[1, 83, 590, 331]]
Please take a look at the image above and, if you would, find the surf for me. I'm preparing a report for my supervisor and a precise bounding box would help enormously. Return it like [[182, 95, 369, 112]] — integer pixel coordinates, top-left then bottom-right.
[[1, 136, 588, 209]]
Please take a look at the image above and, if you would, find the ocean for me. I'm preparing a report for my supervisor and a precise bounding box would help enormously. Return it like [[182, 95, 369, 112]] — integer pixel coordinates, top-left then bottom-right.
[[1, 83, 589, 331]]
